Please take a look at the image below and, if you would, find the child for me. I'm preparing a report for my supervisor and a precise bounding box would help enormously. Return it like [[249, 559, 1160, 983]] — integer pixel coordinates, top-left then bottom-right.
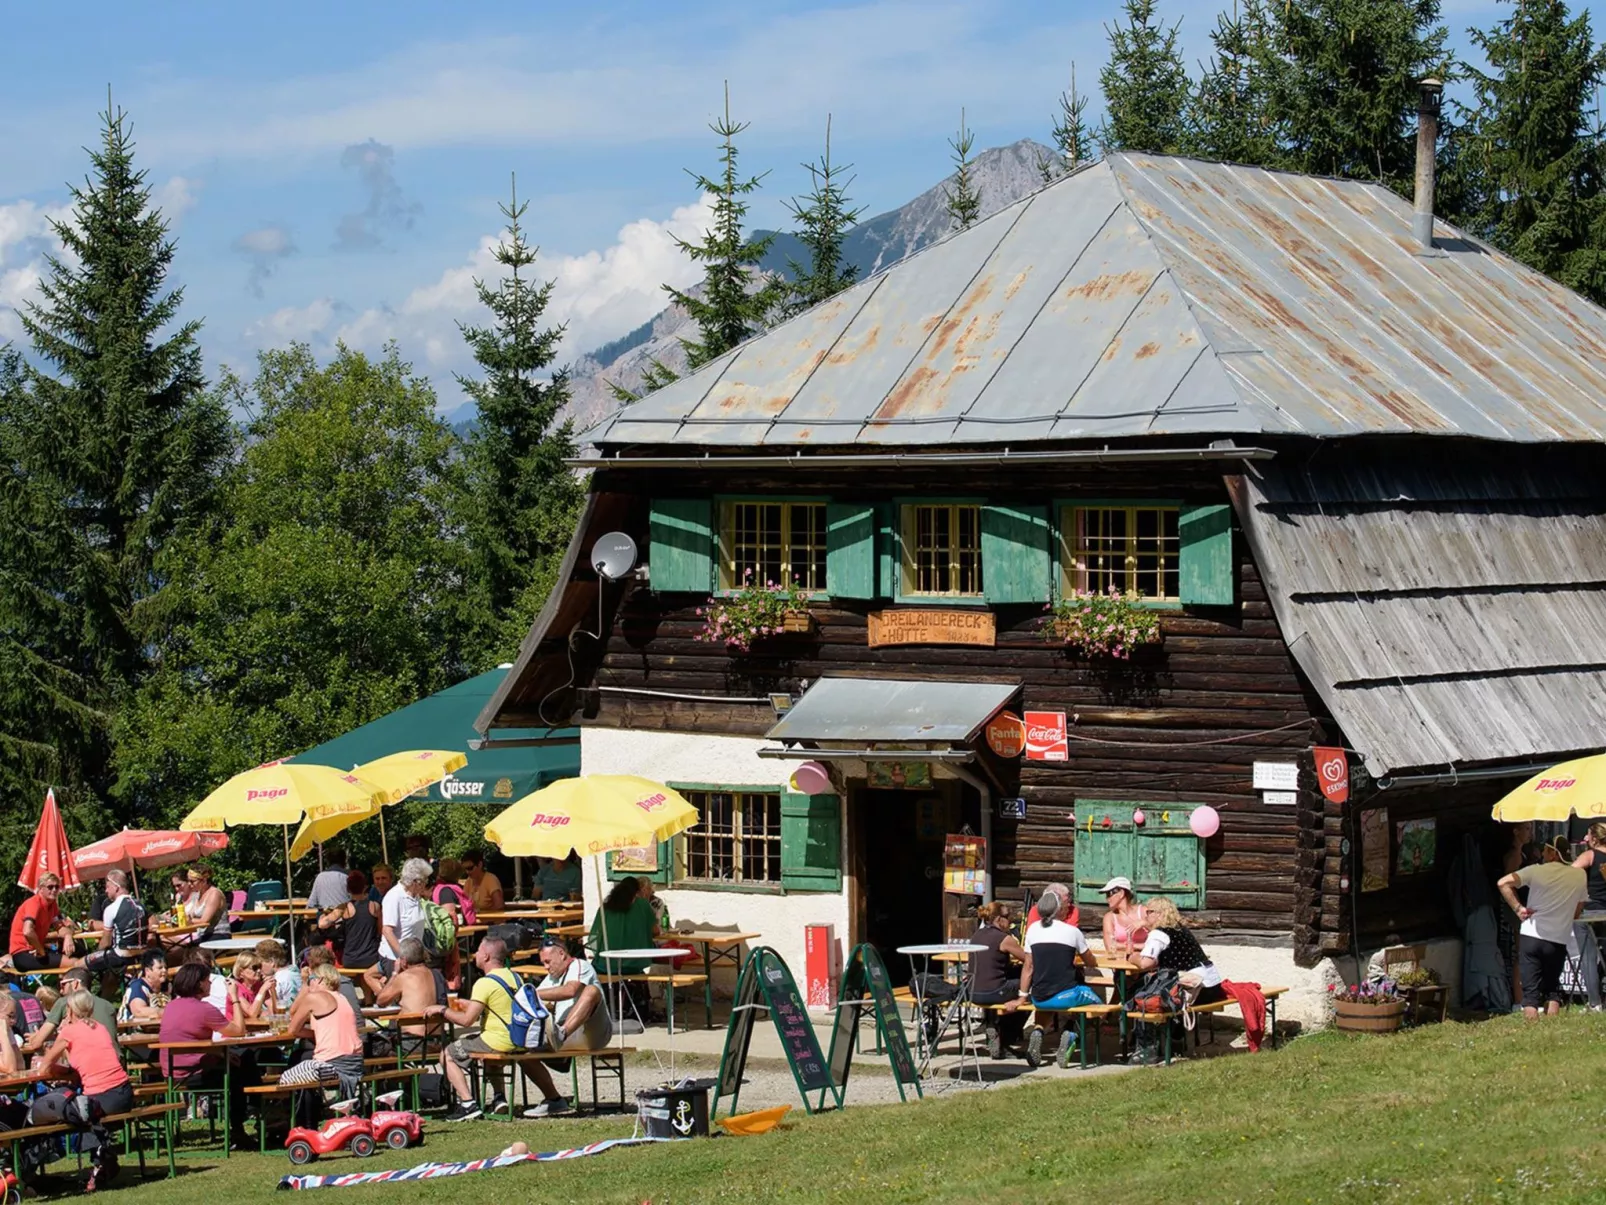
[[230, 953, 271, 1018], [254, 939, 299, 1013]]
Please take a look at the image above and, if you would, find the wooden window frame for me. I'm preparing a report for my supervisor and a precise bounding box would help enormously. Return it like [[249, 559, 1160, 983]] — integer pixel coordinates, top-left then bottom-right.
[[895, 497, 987, 603], [670, 783, 786, 888], [1056, 498, 1183, 608], [716, 497, 830, 596]]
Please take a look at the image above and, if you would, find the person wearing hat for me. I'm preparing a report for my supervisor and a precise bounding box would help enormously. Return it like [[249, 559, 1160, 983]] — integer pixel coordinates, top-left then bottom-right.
[[1099, 877, 1150, 960], [1499, 834, 1588, 1018]]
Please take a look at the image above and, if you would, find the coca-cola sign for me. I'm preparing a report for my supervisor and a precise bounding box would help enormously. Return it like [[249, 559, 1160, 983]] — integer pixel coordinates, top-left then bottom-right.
[[1023, 710, 1068, 762]]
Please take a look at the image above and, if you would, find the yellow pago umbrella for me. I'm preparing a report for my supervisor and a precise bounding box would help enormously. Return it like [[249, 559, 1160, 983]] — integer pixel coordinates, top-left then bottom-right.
[[288, 750, 468, 862], [483, 775, 699, 858], [181, 761, 389, 951], [1490, 753, 1606, 823]]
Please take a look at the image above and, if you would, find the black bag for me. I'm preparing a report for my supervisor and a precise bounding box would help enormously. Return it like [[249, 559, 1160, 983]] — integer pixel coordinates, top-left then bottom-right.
[[415, 1073, 447, 1110], [28, 1089, 101, 1130], [0, 1098, 54, 1185], [488, 922, 539, 953]]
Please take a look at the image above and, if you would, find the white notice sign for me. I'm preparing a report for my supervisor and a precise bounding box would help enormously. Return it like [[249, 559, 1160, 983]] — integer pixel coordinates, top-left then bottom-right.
[[1263, 790, 1297, 807], [1252, 762, 1299, 792]]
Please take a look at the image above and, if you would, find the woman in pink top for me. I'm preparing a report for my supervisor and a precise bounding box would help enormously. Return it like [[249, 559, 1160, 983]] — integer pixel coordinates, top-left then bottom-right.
[[41, 991, 131, 1189], [1099, 877, 1150, 959], [280, 963, 365, 1125]]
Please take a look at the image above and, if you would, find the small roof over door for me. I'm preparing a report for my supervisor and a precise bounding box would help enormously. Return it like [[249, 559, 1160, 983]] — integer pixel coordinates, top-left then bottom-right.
[[766, 678, 1021, 744]]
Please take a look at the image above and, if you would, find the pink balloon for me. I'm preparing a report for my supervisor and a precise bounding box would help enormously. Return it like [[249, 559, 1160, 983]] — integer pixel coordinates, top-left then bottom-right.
[[790, 761, 834, 796], [1132, 808, 1146, 827], [1189, 805, 1221, 839]]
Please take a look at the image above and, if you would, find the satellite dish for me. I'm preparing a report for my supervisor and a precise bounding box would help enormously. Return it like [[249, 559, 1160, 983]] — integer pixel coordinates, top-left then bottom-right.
[[591, 532, 639, 581]]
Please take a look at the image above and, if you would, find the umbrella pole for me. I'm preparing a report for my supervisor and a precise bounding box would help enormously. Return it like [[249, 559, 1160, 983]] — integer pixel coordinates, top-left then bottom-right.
[[379, 810, 389, 865], [283, 824, 297, 960]]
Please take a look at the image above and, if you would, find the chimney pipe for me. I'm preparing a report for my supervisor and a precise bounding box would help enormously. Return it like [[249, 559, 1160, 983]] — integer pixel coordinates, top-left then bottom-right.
[[1414, 77, 1443, 251]]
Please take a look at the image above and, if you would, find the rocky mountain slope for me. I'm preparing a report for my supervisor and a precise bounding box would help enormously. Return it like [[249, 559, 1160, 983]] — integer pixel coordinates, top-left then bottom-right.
[[562, 138, 1057, 438]]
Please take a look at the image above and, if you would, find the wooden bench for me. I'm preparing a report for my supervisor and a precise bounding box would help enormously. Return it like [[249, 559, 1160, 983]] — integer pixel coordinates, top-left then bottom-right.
[[0, 1101, 185, 1184], [597, 971, 711, 1032], [1125, 986, 1289, 1065], [972, 1001, 1124, 1069], [465, 1047, 634, 1116]]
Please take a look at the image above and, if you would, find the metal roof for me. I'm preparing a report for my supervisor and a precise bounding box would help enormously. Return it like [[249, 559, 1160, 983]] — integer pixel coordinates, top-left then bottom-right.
[[589, 153, 1606, 449], [1232, 453, 1606, 776], [765, 677, 1021, 745]]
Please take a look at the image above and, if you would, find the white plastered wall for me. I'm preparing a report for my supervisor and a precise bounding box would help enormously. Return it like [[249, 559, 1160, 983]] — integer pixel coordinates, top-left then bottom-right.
[[580, 727, 850, 998]]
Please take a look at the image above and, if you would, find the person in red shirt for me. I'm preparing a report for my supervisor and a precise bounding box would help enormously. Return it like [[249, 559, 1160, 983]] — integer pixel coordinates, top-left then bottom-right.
[[8, 873, 80, 971]]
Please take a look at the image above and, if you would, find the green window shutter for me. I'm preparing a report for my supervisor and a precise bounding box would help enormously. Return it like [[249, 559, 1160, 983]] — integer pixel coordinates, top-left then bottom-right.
[[1179, 503, 1233, 605], [875, 502, 896, 598], [780, 792, 842, 891], [606, 841, 671, 886], [1072, 802, 1136, 906], [826, 503, 877, 599], [649, 499, 713, 593], [981, 504, 1051, 604], [1133, 807, 1205, 909]]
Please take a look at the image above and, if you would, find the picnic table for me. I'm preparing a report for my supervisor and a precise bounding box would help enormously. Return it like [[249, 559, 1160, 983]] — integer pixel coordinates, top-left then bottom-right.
[[150, 922, 205, 940], [664, 930, 760, 1028]]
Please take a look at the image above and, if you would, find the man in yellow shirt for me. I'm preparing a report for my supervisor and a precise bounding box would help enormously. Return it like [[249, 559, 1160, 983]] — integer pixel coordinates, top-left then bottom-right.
[[430, 937, 522, 1120]]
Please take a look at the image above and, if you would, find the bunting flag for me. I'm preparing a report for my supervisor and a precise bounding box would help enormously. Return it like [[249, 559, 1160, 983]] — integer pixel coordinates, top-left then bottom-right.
[[278, 1137, 667, 1190]]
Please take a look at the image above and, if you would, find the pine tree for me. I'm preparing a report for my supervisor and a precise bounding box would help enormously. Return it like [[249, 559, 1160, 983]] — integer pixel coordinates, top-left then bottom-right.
[[1100, 0, 1191, 154], [944, 108, 984, 231], [1457, 0, 1606, 303], [663, 83, 785, 373], [1040, 65, 1095, 182], [1189, 0, 1280, 165], [1265, 0, 1449, 189], [782, 115, 865, 317], [0, 100, 229, 830], [456, 176, 584, 654]]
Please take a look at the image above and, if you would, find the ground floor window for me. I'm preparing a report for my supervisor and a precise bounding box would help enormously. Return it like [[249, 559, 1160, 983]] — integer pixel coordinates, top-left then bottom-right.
[[678, 788, 783, 884]]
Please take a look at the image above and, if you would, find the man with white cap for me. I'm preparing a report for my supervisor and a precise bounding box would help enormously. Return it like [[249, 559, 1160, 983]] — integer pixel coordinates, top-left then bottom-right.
[[1098, 876, 1150, 960]]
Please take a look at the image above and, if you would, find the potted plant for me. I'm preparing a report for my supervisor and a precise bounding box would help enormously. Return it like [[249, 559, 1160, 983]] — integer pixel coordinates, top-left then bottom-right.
[[1043, 589, 1163, 659], [1329, 978, 1408, 1033], [696, 572, 814, 653]]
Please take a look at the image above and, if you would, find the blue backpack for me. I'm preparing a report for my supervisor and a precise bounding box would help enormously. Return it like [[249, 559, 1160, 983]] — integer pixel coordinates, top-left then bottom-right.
[[489, 971, 548, 1049]]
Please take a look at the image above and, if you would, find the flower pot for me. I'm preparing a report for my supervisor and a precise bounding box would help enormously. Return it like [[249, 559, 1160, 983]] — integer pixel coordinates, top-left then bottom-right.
[[779, 611, 814, 634], [1333, 998, 1406, 1033]]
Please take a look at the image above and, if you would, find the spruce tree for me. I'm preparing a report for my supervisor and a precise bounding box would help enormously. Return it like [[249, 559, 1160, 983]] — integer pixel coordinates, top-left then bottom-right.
[[663, 83, 785, 372], [782, 115, 865, 317], [456, 176, 583, 653], [1458, 0, 1606, 303], [0, 100, 229, 833], [944, 109, 984, 231], [1265, 0, 1449, 189], [1100, 0, 1191, 154], [1189, 0, 1280, 165], [1040, 65, 1095, 182]]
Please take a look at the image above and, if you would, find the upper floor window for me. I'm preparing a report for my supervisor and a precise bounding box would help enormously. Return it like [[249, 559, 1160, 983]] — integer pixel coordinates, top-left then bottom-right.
[[1064, 505, 1179, 599], [902, 503, 983, 597], [719, 501, 827, 592]]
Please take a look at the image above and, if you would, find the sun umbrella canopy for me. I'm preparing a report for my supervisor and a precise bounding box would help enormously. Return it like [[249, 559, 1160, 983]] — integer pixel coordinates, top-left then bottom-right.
[[1490, 754, 1606, 823], [287, 750, 468, 861], [19, 789, 78, 891], [72, 830, 230, 880], [180, 762, 388, 832], [484, 775, 700, 859]]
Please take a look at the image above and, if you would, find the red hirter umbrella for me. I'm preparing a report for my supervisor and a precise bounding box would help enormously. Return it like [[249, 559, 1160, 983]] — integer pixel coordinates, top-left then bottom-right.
[[71, 829, 231, 881], [18, 789, 79, 892]]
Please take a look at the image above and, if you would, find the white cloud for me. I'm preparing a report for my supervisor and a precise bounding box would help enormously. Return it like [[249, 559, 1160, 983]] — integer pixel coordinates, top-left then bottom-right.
[[152, 175, 201, 223], [0, 198, 69, 343], [244, 296, 346, 344], [306, 194, 716, 376], [233, 223, 297, 296]]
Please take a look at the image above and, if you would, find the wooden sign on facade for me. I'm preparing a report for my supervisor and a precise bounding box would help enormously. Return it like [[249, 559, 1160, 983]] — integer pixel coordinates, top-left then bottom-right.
[[866, 609, 996, 648]]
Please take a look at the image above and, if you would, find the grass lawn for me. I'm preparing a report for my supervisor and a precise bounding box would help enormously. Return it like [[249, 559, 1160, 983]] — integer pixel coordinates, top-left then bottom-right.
[[44, 1013, 1606, 1204]]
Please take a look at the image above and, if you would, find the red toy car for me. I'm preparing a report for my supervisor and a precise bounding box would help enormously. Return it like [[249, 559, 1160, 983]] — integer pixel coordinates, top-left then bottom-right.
[[285, 1096, 424, 1164]]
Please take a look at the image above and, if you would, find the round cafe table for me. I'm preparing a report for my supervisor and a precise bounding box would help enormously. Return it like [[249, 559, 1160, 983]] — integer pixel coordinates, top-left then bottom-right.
[[896, 943, 988, 1084], [201, 936, 263, 952]]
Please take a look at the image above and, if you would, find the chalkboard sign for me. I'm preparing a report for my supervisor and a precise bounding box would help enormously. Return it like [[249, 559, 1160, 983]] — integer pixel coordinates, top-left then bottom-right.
[[713, 946, 835, 1117], [860, 945, 920, 1089], [823, 944, 921, 1107]]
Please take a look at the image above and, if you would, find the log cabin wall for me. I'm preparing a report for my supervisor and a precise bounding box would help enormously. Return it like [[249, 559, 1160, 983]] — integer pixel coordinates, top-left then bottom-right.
[[568, 461, 1340, 944]]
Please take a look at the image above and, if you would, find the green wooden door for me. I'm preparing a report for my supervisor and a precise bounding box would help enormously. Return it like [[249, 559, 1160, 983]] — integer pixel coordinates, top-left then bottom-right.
[[1133, 806, 1205, 909]]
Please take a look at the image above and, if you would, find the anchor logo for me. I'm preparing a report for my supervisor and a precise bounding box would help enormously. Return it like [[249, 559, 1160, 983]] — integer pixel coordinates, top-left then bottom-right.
[[671, 1099, 695, 1135]]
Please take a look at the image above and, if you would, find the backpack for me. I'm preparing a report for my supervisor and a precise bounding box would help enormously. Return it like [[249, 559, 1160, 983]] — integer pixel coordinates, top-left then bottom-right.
[[29, 1089, 102, 1130], [488, 922, 540, 953], [7, 987, 45, 1036], [418, 898, 457, 956], [1131, 968, 1184, 1016], [486, 970, 548, 1050], [433, 883, 476, 927]]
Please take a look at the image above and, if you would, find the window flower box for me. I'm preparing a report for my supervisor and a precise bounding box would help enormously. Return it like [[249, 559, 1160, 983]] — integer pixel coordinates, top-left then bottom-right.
[[1044, 589, 1163, 658], [697, 573, 814, 653]]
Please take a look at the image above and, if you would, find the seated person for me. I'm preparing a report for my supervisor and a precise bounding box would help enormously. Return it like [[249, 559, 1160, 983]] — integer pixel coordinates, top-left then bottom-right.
[[305, 848, 351, 912], [229, 952, 272, 1019], [374, 937, 448, 1056], [1025, 880, 1080, 929], [534, 854, 582, 902], [1137, 896, 1225, 1007], [255, 939, 299, 1013], [121, 950, 169, 1021], [26, 964, 120, 1057], [461, 850, 504, 915], [9, 874, 80, 971], [432, 859, 475, 924], [1099, 877, 1150, 960], [1005, 889, 1100, 1061], [520, 935, 612, 1118], [304, 945, 365, 1016], [589, 876, 660, 974], [39, 991, 130, 1190], [158, 962, 254, 1150], [367, 863, 394, 906], [429, 938, 524, 1121], [84, 869, 145, 974], [968, 901, 1028, 1054], [0, 993, 23, 1074], [186, 865, 232, 942], [278, 964, 365, 1127], [317, 873, 381, 974]]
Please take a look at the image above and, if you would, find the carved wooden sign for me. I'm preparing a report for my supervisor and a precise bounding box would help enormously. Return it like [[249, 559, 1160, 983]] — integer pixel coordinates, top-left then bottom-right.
[[867, 609, 996, 648]]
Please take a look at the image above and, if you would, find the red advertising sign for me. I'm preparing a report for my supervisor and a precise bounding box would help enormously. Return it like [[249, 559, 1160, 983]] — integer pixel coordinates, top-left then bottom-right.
[[985, 711, 1027, 758], [1315, 746, 1348, 803], [1023, 710, 1069, 762]]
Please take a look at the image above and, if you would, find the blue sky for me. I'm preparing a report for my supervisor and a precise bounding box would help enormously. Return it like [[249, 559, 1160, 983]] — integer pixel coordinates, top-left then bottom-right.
[[0, 0, 1584, 412]]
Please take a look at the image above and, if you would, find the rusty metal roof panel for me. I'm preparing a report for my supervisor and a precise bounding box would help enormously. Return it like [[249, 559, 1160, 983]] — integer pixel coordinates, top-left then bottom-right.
[[765, 676, 1021, 743], [588, 153, 1606, 449]]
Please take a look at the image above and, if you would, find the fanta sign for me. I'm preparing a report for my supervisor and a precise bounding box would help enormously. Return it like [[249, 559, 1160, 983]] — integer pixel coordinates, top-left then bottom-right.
[[245, 788, 288, 801], [1535, 778, 1577, 793], [528, 813, 571, 829], [985, 711, 1027, 759], [1023, 710, 1069, 762], [635, 793, 667, 813]]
